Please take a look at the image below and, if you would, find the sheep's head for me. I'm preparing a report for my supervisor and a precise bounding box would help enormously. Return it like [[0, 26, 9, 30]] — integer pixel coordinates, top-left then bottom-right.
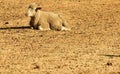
[[26, 3, 41, 17]]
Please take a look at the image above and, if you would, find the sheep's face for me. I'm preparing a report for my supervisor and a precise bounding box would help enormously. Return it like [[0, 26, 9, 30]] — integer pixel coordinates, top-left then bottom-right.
[[26, 3, 41, 17]]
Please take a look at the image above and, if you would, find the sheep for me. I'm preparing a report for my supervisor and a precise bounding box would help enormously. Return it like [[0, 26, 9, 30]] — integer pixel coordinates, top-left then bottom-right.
[[26, 3, 71, 31]]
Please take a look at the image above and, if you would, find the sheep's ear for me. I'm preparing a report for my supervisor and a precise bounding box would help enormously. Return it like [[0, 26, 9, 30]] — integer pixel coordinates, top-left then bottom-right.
[[35, 7, 42, 12]]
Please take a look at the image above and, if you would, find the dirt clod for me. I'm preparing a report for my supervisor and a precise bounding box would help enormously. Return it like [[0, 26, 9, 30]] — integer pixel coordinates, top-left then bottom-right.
[[4, 22, 9, 24], [106, 62, 113, 66]]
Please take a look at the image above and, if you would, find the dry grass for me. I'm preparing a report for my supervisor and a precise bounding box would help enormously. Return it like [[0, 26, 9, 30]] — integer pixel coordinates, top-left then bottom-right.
[[0, 0, 120, 74]]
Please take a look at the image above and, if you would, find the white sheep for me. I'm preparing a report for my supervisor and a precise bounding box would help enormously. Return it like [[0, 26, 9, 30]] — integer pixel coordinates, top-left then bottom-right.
[[26, 3, 71, 31]]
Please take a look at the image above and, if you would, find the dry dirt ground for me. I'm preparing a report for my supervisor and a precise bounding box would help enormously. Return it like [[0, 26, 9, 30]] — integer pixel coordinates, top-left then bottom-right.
[[0, 0, 120, 74]]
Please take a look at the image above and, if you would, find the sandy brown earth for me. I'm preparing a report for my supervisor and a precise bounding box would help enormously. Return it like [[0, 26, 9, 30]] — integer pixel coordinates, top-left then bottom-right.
[[0, 0, 120, 74]]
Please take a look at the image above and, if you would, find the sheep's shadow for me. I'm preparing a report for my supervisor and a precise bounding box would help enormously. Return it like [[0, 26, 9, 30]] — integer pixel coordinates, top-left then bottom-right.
[[0, 26, 31, 30]]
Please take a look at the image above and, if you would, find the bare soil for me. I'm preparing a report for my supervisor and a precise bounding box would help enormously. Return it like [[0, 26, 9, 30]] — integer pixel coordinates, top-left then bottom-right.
[[0, 0, 120, 74]]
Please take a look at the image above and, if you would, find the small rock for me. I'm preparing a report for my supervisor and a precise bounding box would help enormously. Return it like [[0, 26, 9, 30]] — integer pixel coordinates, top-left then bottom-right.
[[4, 22, 9, 24], [33, 65, 40, 69], [32, 63, 40, 70], [106, 62, 112, 66]]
